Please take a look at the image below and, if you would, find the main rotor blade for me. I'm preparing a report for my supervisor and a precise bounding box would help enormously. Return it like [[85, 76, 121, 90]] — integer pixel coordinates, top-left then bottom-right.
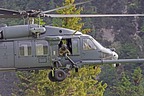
[[0, 8, 20, 15], [45, 14, 144, 17], [42, 0, 93, 14], [0, 14, 21, 18], [0, 8, 22, 18]]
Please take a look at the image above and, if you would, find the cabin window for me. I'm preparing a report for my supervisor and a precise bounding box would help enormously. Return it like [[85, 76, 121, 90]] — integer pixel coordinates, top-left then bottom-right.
[[19, 42, 32, 56], [72, 38, 79, 55], [35, 41, 48, 55], [83, 38, 97, 50]]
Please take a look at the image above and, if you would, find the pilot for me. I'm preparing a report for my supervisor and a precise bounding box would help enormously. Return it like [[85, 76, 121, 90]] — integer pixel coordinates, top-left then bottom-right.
[[59, 44, 71, 56], [83, 42, 91, 50]]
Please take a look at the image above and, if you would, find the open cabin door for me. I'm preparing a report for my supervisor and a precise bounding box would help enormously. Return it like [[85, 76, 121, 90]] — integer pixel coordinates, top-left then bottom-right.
[[58, 37, 80, 64], [58, 37, 80, 56]]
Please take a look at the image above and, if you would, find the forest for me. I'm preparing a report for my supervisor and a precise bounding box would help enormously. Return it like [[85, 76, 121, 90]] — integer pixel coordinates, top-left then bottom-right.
[[0, 0, 144, 96]]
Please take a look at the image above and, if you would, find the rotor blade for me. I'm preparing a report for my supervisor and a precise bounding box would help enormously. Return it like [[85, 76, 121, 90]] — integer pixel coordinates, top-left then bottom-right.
[[44, 14, 144, 18], [0, 14, 21, 18], [46, 14, 144, 17], [42, 0, 93, 14], [0, 8, 22, 18], [0, 8, 20, 15], [82, 59, 144, 65]]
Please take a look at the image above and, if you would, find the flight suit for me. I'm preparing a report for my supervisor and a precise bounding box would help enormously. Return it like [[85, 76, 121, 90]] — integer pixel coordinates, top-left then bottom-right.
[[59, 44, 71, 56]]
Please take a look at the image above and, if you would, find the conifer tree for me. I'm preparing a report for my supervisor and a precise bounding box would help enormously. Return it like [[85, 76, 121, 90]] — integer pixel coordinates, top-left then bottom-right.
[[51, 0, 107, 95], [15, 0, 107, 96], [107, 67, 144, 96]]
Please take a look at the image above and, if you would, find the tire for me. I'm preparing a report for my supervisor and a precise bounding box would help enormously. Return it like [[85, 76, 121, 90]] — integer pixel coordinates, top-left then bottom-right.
[[48, 71, 56, 82], [54, 69, 67, 81]]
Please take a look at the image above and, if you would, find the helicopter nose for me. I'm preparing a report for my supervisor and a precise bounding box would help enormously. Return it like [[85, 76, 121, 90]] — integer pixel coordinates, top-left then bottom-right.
[[112, 51, 118, 60]]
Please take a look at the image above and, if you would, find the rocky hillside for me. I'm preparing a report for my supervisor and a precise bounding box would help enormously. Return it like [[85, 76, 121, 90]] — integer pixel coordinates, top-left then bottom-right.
[[0, 0, 144, 95]]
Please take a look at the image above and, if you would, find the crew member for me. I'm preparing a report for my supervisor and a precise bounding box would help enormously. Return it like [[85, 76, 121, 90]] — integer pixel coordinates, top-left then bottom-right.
[[59, 44, 71, 56]]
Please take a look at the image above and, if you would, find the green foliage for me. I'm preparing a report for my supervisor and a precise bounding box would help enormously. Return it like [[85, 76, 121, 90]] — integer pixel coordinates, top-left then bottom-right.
[[51, 1, 107, 95], [119, 43, 138, 58], [103, 67, 144, 96], [46, 66, 105, 96], [99, 65, 118, 85], [16, 67, 107, 96], [52, 0, 84, 31], [34, 18, 46, 25], [115, 73, 132, 96], [132, 67, 143, 85], [15, 70, 50, 96], [15, 0, 107, 96]]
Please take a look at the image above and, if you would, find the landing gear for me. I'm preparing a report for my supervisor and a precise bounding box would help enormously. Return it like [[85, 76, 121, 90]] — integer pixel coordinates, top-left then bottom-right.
[[48, 69, 67, 82], [48, 54, 79, 82], [54, 69, 67, 81], [48, 71, 56, 82]]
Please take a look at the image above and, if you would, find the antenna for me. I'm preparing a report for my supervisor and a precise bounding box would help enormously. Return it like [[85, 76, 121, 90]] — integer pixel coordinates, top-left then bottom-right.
[[72, 30, 78, 35]]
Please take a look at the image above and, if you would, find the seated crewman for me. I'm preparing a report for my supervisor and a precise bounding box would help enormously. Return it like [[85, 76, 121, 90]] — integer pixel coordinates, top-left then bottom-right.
[[59, 44, 71, 56]]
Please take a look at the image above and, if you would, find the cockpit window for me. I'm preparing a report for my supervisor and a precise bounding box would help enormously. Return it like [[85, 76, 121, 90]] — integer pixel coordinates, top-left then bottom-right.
[[83, 38, 97, 50]]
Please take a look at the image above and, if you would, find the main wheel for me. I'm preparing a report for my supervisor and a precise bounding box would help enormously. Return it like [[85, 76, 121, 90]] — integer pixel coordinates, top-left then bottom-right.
[[54, 69, 67, 81], [48, 71, 56, 82]]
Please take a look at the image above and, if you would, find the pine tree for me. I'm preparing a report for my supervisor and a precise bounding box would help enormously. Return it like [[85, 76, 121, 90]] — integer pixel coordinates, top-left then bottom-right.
[[15, 0, 107, 96], [53, 0, 83, 31], [51, 0, 107, 95], [132, 67, 143, 85], [107, 67, 144, 96]]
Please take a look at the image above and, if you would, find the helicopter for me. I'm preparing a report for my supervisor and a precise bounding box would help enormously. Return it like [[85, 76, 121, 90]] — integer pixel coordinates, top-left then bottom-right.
[[1, 1, 144, 82]]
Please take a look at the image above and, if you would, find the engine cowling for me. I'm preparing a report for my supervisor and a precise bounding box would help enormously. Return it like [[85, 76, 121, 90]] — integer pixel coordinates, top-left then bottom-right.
[[0, 24, 46, 39]]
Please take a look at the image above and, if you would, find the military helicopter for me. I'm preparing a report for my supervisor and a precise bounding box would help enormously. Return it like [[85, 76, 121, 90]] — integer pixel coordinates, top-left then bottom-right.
[[1, 1, 144, 82]]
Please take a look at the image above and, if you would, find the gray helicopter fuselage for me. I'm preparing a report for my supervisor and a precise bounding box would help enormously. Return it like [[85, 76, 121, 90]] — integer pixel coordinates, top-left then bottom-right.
[[0, 25, 117, 71]]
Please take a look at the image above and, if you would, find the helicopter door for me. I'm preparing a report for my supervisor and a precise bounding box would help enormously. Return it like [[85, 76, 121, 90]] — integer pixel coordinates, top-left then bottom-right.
[[58, 38, 80, 56], [81, 38, 100, 60], [15, 40, 36, 68], [0, 42, 14, 68], [58, 38, 80, 63], [35, 40, 49, 66], [15, 40, 49, 68]]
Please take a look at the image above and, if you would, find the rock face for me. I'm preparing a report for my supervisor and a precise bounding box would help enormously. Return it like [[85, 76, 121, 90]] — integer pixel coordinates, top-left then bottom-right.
[[92, 0, 144, 49], [100, 27, 115, 42]]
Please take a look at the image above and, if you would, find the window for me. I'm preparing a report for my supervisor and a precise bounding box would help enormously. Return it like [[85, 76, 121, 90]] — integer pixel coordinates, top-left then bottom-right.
[[72, 38, 79, 55], [58, 39, 72, 56], [36, 41, 48, 55], [19, 42, 32, 56], [83, 38, 97, 50]]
